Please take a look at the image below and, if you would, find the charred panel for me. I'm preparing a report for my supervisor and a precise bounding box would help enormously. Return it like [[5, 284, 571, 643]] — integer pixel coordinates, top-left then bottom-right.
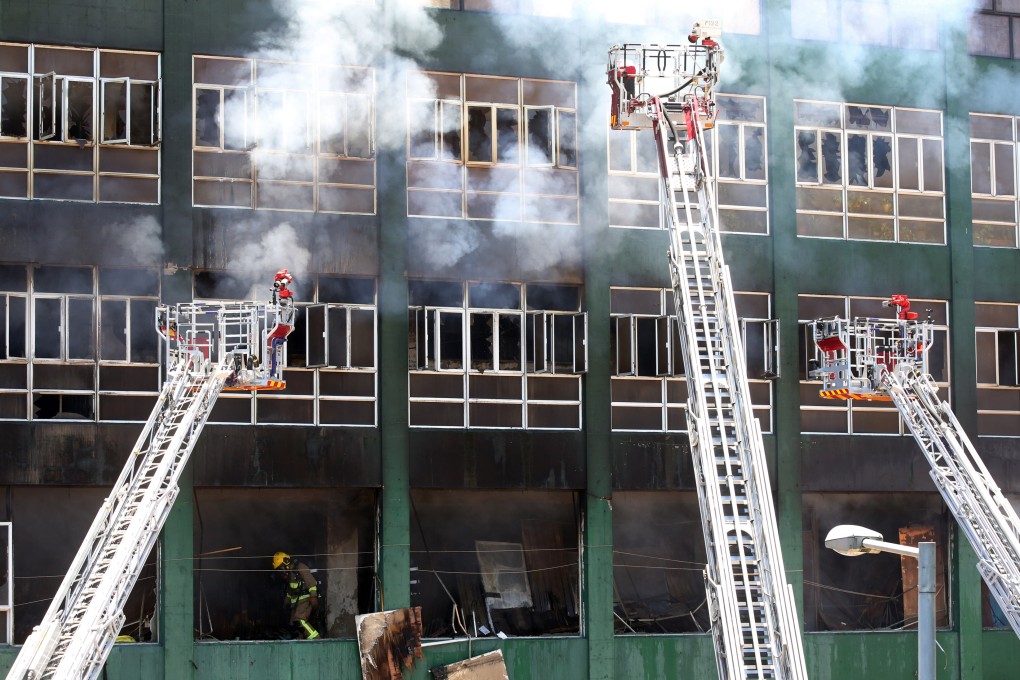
[[800, 435, 935, 492], [192, 425, 380, 487], [0, 421, 140, 485], [408, 429, 584, 489]]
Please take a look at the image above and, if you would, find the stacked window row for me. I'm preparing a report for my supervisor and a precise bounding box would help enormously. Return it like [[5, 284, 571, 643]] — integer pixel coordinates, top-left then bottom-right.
[[0, 43, 160, 203]]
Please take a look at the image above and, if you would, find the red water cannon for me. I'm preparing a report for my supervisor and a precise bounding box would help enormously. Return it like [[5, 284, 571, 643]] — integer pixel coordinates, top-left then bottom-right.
[[273, 269, 294, 300], [883, 294, 917, 320]]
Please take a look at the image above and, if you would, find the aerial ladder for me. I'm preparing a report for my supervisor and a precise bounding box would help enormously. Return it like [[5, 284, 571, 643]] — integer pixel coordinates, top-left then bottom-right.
[[810, 295, 1020, 638], [6, 272, 297, 680], [608, 25, 808, 680]]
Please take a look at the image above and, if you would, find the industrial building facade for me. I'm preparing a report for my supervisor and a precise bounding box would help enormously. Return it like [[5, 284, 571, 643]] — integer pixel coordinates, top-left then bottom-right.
[[0, 0, 1019, 677]]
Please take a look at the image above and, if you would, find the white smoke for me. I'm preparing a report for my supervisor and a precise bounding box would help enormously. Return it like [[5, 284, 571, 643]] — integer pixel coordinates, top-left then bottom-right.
[[227, 223, 312, 300], [112, 214, 164, 266]]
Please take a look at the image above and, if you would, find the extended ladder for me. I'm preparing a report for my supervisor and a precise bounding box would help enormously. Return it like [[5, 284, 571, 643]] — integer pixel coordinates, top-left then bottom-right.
[[609, 33, 808, 680], [7, 298, 292, 680], [811, 303, 1020, 637]]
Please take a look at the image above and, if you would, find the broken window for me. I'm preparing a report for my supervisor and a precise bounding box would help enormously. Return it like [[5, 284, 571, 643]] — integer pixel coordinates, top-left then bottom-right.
[[408, 72, 577, 223], [410, 490, 580, 638], [802, 493, 950, 632], [2, 486, 158, 643], [193, 488, 377, 640], [796, 101, 945, 242], [0, 76, 28, 138]]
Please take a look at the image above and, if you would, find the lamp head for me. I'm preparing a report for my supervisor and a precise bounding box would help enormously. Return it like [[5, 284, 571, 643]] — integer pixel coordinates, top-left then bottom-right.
[[824, 525, 884, 556]]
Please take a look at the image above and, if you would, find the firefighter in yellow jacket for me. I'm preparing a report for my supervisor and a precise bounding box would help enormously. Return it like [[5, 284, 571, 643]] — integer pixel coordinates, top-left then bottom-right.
[[272, 552, 320, 639]]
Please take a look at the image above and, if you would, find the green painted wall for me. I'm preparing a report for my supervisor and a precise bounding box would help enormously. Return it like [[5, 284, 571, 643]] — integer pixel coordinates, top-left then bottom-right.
[[3, 0, 1020, 678]]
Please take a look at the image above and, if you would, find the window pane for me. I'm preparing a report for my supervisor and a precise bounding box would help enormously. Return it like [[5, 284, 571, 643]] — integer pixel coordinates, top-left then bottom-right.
[[821, 131, 841, 184], [440, 101, 462, 161], [744, 126, 766, 180], [526, 108, 553, 165], [67, 80, 93, 142], [8, 296, 26, 359], [194, 88, 221, 147], [130, 299, 158, 363], [496, 108, 519, 163], [608, 132, 631, 173], [467, 106, 493, 163], [797, 130, 818, 183], [68, 298, 95, 360], [100, 299, 127, 361], [846, 133, 867, 186], [717, 124, 740, 179], [972, 142, 992, 194], [0, 77, 28, 138], [922, 138, 943, 192], [34, 298, 62, 359], [408, 99, 436, 159], [498, 314, 522, 370], [347, 93, 372, 158], [222, 88, 248, 151], [129, 81, 155, 145], [873, 135, 893, 188], [898, 137, 919, 191], [994, 143, 1015, 196], [558, 109, 576, 169]]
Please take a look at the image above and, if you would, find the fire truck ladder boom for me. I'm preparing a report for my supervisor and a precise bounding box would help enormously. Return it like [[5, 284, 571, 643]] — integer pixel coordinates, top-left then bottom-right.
[[810, 304, 1020, 639], [887, 369, 1020, 635], [609, 37, 808, 680], [6, 298, 293, 680]]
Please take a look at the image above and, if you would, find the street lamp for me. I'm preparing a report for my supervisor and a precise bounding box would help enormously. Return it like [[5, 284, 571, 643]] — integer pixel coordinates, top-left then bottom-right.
[[824, 525, 935, 680]]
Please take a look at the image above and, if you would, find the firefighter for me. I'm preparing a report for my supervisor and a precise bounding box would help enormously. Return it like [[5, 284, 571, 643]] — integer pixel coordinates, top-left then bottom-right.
[[267, 269, 296, 377], [272, 551, 320, 640]]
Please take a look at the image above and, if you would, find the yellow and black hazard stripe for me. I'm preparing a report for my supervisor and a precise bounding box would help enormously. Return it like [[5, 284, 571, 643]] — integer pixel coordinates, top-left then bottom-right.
[[820, 388, 851, 400]]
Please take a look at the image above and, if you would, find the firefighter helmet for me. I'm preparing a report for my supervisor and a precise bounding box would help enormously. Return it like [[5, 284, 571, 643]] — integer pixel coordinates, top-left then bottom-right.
[[272, 552, 291, 570]]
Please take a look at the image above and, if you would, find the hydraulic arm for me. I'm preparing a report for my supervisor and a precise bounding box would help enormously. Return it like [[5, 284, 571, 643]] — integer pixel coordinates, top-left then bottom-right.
[[609, 29, 808, 680], [7, 292, 293, 680], [812, 298, 1020, 637]]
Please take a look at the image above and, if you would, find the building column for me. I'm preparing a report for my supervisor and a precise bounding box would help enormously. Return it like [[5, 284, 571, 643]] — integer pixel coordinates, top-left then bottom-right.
[[580, 59, 614, 680], [161, 467, 195, 680]]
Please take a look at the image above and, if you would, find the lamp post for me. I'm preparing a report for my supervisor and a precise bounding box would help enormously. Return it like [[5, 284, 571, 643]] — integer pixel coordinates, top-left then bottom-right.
[[824, 525, 935, 680]]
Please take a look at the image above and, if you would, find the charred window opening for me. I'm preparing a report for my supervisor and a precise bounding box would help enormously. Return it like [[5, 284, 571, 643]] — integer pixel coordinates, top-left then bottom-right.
[[2, 487, 158, 644], [410, 490, 580, 638], [795, 100, 944, 243], [611, 288, 773, 432], [407, 73, 578, 223], [612, 492, 708, 634], [0, 76, 28, 138], [409, 280, 583, 429], [320, 93, 373, 158], [970, 113, 1020, 248], [802, 493, 950, 632], [193, 488, 376, 641]]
